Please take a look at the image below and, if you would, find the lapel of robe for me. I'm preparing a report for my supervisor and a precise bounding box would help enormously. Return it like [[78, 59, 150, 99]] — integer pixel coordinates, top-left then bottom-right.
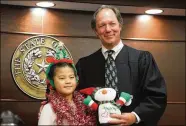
[[92, 49, 105, 87], [115, 45, 132, 94]]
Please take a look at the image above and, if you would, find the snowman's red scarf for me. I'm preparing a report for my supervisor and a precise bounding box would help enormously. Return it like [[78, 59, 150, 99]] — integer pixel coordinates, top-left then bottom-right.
[[48, 90, 96, 125]]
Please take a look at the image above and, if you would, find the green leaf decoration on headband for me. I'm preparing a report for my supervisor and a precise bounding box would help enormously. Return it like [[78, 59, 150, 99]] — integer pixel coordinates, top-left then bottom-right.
[[72, 64, 79, 83], [46, 63, 55, 88], [55, 46, 68, 59]]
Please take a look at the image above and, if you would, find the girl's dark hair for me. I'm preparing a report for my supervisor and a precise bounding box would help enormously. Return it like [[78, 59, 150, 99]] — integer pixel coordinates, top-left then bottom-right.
[[47, 62, 77, 81]]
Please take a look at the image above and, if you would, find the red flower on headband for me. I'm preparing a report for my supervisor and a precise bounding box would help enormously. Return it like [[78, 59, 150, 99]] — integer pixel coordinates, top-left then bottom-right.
[[46, 56, 73, 64]]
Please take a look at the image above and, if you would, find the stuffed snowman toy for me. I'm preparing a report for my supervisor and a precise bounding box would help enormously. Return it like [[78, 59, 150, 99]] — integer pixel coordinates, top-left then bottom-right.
[[80, 87, 133, 124]]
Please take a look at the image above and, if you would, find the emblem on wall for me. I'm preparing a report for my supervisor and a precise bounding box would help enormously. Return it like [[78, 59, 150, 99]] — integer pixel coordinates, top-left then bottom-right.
[[11, 35, 72, 99]]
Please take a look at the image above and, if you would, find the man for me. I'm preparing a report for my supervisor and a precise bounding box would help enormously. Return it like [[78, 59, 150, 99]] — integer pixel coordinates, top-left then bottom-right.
[[76, 5, 167, 126]]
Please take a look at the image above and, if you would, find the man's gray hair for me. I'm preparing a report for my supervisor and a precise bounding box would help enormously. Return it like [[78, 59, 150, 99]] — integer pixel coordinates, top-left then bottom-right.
[[91, 5, 123, 30]]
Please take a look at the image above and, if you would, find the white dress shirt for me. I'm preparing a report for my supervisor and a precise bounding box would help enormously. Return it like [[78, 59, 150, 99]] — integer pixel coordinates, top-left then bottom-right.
[[101, 40, 141, 123]]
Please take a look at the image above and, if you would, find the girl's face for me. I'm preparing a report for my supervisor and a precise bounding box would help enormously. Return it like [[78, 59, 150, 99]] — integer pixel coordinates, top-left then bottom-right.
[[53, 66, 77, 98]]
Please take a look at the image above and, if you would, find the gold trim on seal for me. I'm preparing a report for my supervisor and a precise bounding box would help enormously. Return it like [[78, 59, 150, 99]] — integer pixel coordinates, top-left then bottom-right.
[[11, 35, 72, 99]]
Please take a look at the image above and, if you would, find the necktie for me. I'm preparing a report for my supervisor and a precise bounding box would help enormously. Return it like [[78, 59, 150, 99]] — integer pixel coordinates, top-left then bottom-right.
[[105, 50, 119, 94]]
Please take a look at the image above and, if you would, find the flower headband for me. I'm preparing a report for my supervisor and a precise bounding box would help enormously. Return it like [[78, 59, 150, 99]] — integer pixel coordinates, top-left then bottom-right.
[[45, 45, 78, 88]]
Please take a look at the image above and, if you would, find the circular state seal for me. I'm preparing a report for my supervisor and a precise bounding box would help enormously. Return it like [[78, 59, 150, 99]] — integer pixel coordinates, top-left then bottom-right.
[[11, 35, 72, 99]]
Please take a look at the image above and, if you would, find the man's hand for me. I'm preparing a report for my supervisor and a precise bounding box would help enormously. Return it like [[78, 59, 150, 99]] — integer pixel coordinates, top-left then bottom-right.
[[108, 113, 137, 126]]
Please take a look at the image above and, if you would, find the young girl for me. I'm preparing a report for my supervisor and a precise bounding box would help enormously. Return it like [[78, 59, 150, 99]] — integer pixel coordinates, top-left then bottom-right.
[[38, 59, 96, 125]]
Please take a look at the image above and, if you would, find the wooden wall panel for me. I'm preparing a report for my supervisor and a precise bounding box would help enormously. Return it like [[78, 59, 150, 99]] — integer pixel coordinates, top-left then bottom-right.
[[1, 6, 42, 33], [121, 16, 186, 40], [42, 9, 94, 36], [1, 5, 185, 40], [158, 103, 186, 125]]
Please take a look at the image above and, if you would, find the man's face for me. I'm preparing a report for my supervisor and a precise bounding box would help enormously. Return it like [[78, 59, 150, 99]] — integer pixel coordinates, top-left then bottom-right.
[[95, 8, 122, 49]]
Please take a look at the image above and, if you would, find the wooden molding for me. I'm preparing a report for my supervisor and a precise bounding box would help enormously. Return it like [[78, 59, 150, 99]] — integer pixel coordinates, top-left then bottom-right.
[[1, 99, 186, 104], [1, 31, 185, 42]]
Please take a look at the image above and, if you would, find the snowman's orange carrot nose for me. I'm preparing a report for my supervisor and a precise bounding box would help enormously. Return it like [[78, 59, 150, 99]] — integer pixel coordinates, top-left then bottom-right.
[[102, 89, 107, 94]]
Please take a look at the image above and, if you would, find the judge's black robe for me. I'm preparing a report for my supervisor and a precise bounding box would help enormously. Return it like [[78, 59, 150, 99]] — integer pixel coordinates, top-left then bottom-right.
[[76, 45, 167, 126]]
